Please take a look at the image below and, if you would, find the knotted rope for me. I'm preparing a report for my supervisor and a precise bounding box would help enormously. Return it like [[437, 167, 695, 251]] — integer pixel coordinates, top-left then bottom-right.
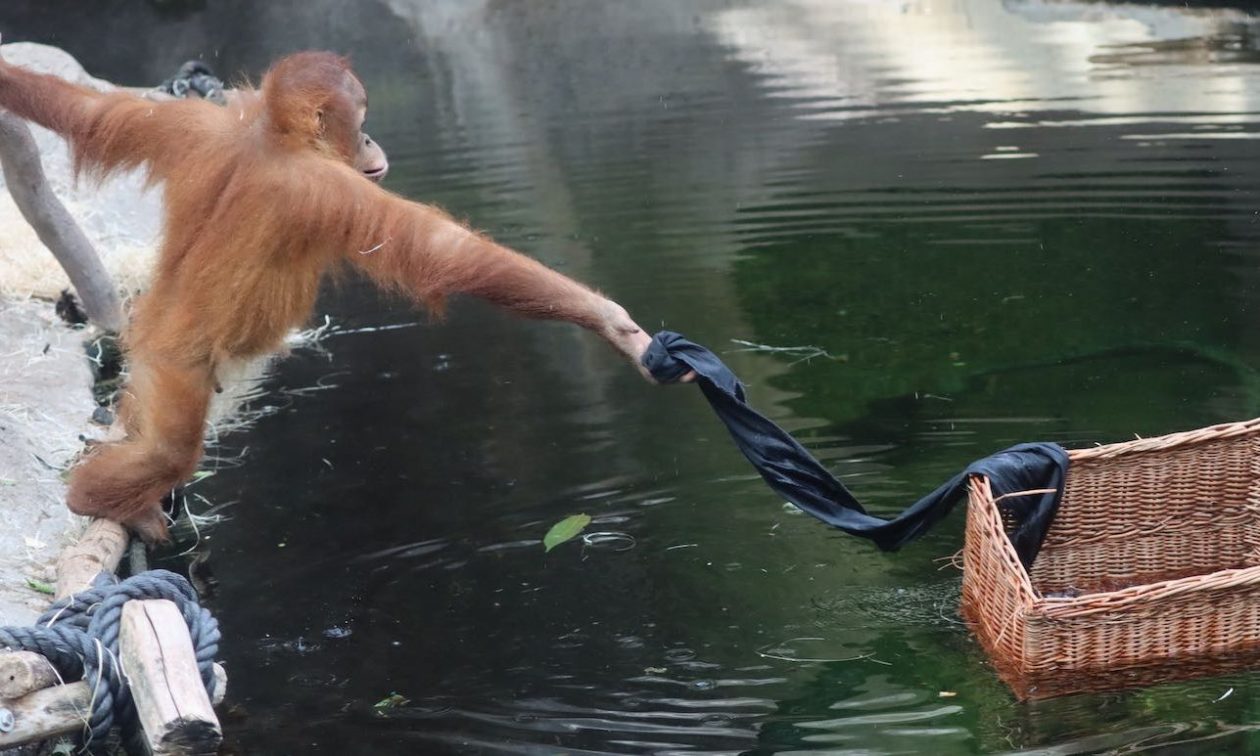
[[156, 61, 226, 105], [0, 569, 220, 749]]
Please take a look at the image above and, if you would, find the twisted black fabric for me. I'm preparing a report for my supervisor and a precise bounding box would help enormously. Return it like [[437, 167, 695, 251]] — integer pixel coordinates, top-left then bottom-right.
[[643, 331, 1069, 567], [0, 569, 220, 750]]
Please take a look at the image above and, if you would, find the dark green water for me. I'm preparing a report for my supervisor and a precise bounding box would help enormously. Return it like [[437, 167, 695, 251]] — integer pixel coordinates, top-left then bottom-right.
[[8, 0, 1260, 752]]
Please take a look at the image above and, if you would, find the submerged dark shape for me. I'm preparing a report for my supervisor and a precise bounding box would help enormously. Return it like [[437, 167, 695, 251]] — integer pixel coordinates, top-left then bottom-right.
[[643, 331, 1068, 567]]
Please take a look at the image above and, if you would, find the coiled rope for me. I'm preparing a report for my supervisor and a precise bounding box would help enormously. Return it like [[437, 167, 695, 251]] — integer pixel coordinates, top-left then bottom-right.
[[0, 569, 220, 749]]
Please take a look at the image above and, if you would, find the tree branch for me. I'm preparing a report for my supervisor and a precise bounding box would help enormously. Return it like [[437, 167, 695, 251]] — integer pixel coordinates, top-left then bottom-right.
[[0, 110, 123, 331]]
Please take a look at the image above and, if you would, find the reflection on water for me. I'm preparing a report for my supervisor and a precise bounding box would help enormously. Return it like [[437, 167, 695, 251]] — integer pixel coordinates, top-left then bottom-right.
[[711, 0, 1260, 117], [7, 0, 1260, 752]]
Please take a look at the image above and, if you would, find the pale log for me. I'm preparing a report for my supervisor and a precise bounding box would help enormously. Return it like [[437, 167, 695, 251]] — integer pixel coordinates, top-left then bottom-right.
[[119, 600, 221, 755], [0, 651, 59, 700], [211, 663, 227, 707], [54, 518, 128, 599], [0, 662, 225, 746], [0, 680, 90, 747]]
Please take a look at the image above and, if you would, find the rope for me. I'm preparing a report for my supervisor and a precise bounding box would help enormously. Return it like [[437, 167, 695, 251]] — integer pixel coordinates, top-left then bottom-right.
[[0, 569, 221, 751], [156, 61, 226, 105]]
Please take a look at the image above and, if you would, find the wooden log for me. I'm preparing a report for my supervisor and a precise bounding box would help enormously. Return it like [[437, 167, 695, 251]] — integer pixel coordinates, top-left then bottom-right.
[[211, 664, 227, 707], [0, 680, 90, 747], [1, 518, 230, 749], [52, 515, 229, 705], [119, 600, 221, 755], [55, 518, 129, 599], [0, 662, 226, 746], [0, 651, 59, 700]]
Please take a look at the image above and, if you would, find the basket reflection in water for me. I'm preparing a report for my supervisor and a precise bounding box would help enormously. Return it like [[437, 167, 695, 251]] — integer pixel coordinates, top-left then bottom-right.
[[963, 418, 1260, 700]]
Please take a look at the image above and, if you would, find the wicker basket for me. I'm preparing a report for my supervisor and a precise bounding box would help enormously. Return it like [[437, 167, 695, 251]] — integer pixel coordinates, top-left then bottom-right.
[[962, 418, 1260, 700]]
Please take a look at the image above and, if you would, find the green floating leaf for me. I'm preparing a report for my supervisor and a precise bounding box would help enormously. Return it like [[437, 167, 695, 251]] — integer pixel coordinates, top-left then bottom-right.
[[26, 578, 55, 596], [543, 514, 592, 552], [374, 693, 410, 713]]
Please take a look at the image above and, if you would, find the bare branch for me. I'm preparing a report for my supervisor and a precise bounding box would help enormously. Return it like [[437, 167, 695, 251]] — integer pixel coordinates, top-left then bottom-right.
[[0, 110, 123, 331]]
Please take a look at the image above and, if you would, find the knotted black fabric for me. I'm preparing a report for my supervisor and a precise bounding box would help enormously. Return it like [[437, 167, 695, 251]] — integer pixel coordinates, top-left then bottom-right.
[[643, 331, 1068, 568]]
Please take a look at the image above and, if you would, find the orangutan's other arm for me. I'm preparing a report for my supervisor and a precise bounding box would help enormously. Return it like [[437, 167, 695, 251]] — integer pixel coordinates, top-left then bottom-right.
[[0, 56, 217, 178]]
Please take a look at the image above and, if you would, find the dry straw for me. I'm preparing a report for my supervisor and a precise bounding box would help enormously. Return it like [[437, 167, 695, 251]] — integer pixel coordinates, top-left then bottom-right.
[[962, 417, 1260, 699]]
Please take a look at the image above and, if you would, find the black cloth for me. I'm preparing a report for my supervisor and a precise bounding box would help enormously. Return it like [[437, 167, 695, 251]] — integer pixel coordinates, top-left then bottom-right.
[[642, 331, 1069, 568]]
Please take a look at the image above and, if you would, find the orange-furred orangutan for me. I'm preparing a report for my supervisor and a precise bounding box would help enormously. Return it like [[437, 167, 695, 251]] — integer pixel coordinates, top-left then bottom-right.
[[0, 51, 661, 542]]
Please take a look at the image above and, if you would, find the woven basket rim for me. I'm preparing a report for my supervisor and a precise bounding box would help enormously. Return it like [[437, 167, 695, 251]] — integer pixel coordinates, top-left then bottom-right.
[[965, 420, 1260, 698], [967, 476, 1037, 606], [1067, 416, 1260, 462], [971, 469, 1260, 609], [1036, 564, 1260, 618]]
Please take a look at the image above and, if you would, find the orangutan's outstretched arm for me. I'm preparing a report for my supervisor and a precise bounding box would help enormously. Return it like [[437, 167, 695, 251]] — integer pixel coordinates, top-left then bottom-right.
[[334, 173, 654, 375]]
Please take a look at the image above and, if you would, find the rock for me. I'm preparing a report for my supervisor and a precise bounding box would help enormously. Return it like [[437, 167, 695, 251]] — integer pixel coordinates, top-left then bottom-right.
[[0, 298, 95, 625]]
